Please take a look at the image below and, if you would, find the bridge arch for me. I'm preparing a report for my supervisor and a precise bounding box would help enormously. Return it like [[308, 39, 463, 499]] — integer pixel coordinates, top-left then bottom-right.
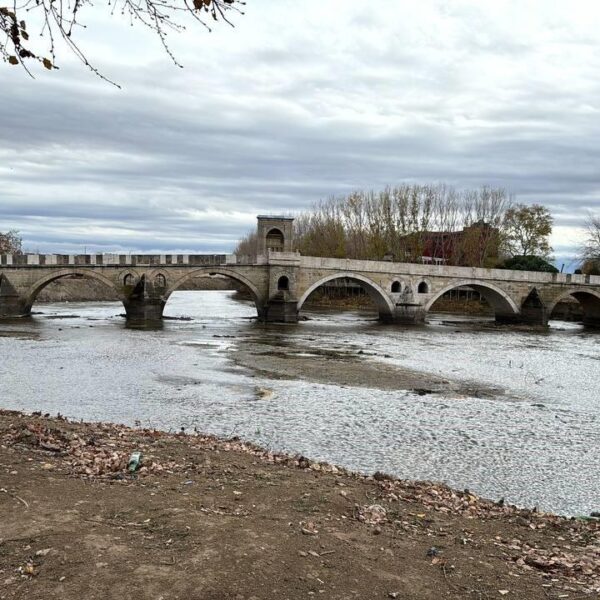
[[120, 270, 140, 287], [547, 288, 600, 327], [165, 267, 265, 318], [297, 272, 395, 320], [144, 268, 169, 289], [417, 279, 430, 294], [25, 269, 126, 311], [424, 280, 519, 319]]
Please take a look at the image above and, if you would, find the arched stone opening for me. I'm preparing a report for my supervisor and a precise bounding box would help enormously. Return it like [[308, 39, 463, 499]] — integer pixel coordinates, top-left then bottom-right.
[[391, 280, 401, 293], [424, 280, 519, 323], [165, 268, 265, 320], [426, 284, 494, 318], [277, 275, 290, 291], [417, 281, 429, 294], [266, 228, 285, 252], [549, 289, 600, 328], [25, 270, 125, 314], [297, 273, 395, 322], [123, 273, 136, 287], [154, 273, 167, 288]]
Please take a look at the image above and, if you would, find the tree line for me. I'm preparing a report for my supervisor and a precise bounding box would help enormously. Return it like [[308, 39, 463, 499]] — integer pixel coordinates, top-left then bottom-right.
[[2, 194, 598, 274], [236, 185, 558, 270]]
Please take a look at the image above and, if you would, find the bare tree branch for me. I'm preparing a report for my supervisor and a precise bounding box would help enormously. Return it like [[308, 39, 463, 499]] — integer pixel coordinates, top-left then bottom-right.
[[0, 230, 23, 254], [1, 0, 245, 85], [580, 214, 600, 274]]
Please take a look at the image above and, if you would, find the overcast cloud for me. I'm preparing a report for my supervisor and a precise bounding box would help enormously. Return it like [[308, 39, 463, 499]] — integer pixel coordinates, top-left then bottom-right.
[[1, 0, 599, 267]]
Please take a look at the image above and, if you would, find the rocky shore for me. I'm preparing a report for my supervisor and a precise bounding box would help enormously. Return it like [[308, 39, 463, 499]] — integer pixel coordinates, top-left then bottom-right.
[[1, 410, 598, 599]]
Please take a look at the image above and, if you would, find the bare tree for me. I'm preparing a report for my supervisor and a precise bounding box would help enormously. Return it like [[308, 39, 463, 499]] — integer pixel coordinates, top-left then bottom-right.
[[581, 215, 600, 260], [1, 0, 244, 84], [233, 229, 258, 259], [580, 214, 600, 275], [0, 229, 23, 254], [235, 185, 513, 267]]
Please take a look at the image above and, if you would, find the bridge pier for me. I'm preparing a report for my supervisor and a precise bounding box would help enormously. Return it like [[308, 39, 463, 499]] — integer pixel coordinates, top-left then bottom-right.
[[514, 288, 548, 326], [123, 275, 166, 326], [0, 276, 29, 318], [0, 296, 30, 319], [263, 298, 299, 323], [391, 304, 426, 325], [583, 315, 600, 329], [123, 298, 165, 325]]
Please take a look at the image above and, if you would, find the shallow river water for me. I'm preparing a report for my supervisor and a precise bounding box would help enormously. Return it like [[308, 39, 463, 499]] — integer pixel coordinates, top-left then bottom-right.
[[0, 291, 598, 516]]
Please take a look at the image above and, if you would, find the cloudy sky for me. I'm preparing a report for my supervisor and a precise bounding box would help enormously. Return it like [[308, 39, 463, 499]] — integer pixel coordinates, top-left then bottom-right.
[[2, 0, 599, 267]]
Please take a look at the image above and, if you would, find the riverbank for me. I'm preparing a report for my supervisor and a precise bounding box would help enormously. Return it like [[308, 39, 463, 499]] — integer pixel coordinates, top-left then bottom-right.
[[1, 410, 598, 599]]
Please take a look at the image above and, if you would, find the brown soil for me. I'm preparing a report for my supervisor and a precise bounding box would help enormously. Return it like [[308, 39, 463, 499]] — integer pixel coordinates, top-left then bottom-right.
[[1, 411, 598, 600]]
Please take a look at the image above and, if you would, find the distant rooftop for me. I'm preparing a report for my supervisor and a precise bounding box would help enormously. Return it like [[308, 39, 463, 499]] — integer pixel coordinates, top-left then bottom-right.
[[257, 215, 295, 221]]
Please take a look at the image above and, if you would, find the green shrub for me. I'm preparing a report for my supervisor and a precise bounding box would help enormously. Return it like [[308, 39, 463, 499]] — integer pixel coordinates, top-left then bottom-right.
[[500, 255, 558, 273]]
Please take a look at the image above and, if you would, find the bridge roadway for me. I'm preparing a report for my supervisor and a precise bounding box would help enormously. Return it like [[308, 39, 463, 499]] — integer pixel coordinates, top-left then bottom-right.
[[1, 251, 600, 327]]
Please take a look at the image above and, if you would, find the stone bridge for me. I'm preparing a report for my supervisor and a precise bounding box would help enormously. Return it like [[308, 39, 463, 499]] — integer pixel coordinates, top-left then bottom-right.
[[1, 216, 600, 327]]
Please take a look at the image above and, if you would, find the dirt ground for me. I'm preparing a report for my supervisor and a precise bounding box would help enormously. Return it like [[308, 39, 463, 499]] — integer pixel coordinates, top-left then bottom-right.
[[0, 411, 598, 600]]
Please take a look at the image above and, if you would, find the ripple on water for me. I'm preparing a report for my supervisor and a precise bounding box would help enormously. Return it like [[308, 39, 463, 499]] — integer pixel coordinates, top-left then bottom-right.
[[0, 291, 598, 516]]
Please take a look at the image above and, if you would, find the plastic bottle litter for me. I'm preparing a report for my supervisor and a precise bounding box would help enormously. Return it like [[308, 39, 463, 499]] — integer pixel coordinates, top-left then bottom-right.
[[127, 451, 143, 472]]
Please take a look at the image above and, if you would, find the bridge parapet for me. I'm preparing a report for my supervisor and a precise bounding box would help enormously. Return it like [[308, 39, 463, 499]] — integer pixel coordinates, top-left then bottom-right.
[[3, 252, 600, 287], [298, 255, 600, 286], [0, 254, 235, 267]]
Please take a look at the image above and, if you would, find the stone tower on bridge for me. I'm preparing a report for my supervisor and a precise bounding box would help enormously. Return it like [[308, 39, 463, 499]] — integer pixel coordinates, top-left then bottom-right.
[[256, 216, 295, 255]]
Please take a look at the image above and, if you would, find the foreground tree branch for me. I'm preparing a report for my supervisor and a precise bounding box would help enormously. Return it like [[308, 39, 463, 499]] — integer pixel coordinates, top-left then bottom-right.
[[1, 0, 244, 85]]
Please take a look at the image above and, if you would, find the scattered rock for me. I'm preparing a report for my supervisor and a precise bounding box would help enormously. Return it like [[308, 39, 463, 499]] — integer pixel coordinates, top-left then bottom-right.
[[356, 504, 387, 525]]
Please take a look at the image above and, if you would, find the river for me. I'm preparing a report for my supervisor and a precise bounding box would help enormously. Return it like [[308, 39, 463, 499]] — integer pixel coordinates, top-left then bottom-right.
[[0, 290, 598, 516]]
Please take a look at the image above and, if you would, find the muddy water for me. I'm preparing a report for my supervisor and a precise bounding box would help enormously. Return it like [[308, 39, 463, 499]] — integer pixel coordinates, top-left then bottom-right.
[[0, 291, 598, 515]]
